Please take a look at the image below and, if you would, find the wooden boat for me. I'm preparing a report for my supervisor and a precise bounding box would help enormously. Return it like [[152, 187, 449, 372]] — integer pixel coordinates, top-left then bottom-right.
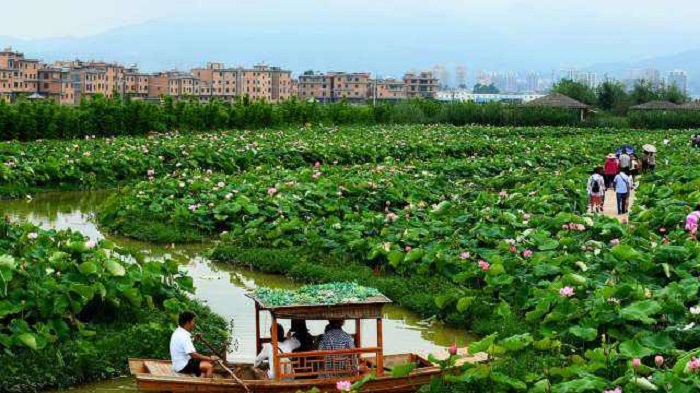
[[130, 289, 481, 392]]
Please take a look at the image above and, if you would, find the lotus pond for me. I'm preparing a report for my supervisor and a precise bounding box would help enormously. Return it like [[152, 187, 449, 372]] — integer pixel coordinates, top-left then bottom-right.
[[3, 190, 474, 392], [5, 124, 700, 392]]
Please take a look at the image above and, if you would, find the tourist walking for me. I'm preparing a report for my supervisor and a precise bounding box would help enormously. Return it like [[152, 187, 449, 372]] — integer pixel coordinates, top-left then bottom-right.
[[613, 170, 632, 215], [619, 150, 631, 175], [587, 167, 605, 213], [604, 154, 618, 190], [647, 152, 656, 172]]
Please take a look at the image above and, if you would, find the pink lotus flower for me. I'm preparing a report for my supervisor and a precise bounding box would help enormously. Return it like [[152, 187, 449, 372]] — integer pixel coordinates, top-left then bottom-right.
[[689, 357, 700, 372], [478, 260, 490, 271], [336, 381, 352, 391], [147, 169, 155, 177], [188, 204, 199, 211], [559, 286, 575, 297], [405, 246, 412, 252], [85, 239, 96, 249], [523, 213, 531, 221], [267, 187, 277, 196], [655, 355, 664, 367], [448, 343, 458, 356], [632, 358, 641, 368], [509, 245, 517, 253], [660, 227, 667, 233], [459, 251, 470, 260], [217, 181, 225, 188], [27, 232, 38, 240], [499, 190, 508, 197], [562, 224, 569, 230], [386, 212, 399, 222], [603, 387, 622, 393], [315, 161, 321, 168], [523, 250, 533, 258], [610, 238, 620, 246]]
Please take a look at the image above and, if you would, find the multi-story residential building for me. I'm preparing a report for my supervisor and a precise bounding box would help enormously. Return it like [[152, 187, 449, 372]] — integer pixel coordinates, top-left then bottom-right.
[[147, 73, 168, 99], [167, 72, 202, 97], [298, 73, 333, 102], [123, 67, 150, 99], [403, 71, 438, 98], [372, 78, 406, 101], [331, 72, 370, 103], [269, 66, 293, 102], [668, 70, 688, 93], [0, 47, 40, 102], [38, 67, 75, 104], [191, 62, 292, 102]]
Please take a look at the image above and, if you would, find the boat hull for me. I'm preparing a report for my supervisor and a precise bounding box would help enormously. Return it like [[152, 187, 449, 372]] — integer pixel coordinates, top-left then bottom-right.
[[129, 358, 441, 393]]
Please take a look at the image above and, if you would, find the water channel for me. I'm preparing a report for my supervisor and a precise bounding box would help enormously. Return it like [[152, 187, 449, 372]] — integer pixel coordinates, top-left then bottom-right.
[[3, 191, 474, 392]]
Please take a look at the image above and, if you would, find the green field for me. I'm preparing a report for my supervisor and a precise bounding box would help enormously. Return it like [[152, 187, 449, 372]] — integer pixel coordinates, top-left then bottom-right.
[[3, 124, 700, 391]]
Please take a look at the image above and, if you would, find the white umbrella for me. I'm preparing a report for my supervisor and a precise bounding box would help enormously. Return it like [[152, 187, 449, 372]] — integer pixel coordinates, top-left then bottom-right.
[[643, 144, 657, 153]]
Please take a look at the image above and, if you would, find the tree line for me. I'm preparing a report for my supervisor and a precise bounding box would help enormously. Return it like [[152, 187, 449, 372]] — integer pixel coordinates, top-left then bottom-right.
[[0, 91, 699, 142], [552, 78, 690, 116]]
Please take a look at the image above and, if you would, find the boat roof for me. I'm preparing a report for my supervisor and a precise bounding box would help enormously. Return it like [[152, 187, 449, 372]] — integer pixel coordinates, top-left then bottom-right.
[[246, 283, 392, 320]]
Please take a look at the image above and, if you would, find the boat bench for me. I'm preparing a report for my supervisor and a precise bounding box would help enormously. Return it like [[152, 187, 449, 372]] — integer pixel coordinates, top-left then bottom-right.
[[144, 361, 189, 377]]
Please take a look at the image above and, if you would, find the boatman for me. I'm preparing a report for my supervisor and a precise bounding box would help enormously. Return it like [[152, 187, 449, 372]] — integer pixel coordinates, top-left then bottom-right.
[[170, 311, 219, 377]]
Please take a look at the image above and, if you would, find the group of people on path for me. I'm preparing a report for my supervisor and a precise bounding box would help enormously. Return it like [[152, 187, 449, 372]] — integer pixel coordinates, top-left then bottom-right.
[[170, 311, 357, 379], [587, 146, 657, 215]]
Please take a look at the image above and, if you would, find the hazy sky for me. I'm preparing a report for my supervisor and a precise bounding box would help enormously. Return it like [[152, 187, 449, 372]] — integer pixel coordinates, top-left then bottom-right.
[[2, 0, 698, 77], [3, 0, 699, 44]]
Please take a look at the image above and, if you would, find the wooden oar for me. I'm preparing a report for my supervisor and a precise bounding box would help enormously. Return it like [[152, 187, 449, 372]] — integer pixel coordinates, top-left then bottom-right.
[[197, 334, 250, 392]]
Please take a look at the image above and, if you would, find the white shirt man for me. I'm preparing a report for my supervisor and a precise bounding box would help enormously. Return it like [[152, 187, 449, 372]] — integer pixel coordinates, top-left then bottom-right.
[[170, 326, 197, 373], [169, 312, 219, 377]]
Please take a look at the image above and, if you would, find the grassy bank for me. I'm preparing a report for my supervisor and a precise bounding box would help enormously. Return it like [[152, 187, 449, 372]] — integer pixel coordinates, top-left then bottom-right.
[[0, 302, 225, 393], [0, 221, 227, 392]]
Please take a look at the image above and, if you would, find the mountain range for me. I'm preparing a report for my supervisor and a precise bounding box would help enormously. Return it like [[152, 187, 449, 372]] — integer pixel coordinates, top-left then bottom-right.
[[1, 17, 697, 93]]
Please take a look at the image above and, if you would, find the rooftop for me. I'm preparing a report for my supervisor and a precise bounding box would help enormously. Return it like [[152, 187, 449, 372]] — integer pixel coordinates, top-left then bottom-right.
[[247, 283, 391, 319], [526, 93, 590, 109], [629, 101, 681, 110]]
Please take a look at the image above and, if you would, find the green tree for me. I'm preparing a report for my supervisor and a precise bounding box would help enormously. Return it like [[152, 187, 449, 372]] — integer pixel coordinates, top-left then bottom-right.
[[473, 83, 500, 94], [551, 79, 597, 106], [596, 80, 630, 115], [630, 80, 659, 105], [661, 82, 689, 104]]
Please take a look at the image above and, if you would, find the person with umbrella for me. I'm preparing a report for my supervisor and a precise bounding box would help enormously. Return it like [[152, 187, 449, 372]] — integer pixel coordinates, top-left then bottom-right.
[[643, 144, 657, 173]]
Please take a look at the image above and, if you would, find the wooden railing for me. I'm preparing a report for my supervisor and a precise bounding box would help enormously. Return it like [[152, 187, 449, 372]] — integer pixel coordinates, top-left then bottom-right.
[[274, 347, 381, 380]]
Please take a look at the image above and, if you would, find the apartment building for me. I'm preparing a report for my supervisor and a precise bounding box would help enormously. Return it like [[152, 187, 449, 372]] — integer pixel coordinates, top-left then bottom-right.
[[372, 78, 406, 101], [297, 72, 371, 103], [331, 72, 371, 103], [403, 71, 438, 99], [298, 73, 333, 102], [191, 62, 292, 102], [38, 67, 75, 105], [124, 67, 150, 98], [0, 47, 41, 102]]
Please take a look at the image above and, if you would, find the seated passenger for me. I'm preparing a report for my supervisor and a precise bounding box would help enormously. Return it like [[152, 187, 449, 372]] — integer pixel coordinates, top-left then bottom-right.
[[291, 319, 314, 352], [318, 319, 357, 377], [254, 323, 300, 379]]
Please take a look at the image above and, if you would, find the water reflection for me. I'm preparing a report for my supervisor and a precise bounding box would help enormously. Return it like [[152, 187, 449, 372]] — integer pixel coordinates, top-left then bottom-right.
[[4, 191, 475, 392]]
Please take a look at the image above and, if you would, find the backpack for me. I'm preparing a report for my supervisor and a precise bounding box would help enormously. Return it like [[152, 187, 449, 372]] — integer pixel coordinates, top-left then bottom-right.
[[591, 177, 600, 193]]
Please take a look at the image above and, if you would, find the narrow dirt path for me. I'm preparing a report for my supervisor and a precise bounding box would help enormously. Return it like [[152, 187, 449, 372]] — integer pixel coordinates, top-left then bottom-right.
[[601, 176, 637, 222]]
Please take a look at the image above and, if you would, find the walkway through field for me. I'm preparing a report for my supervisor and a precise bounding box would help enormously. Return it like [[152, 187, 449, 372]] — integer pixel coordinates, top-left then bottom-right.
[[601, 176, 637, 222]]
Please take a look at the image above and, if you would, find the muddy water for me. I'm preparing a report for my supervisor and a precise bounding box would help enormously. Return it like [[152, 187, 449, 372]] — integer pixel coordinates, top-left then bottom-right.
[[3, 191, 475, 392]]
